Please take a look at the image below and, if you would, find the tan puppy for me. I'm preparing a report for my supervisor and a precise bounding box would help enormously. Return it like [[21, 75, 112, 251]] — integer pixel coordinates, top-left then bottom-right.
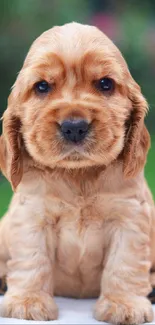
[[0, 22, 155, 324]]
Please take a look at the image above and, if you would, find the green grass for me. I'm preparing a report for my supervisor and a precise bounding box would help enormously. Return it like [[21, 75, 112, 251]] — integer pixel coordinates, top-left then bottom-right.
[[0, 139, 155, 217], [145, 139, 155, 198], [0, 180, 12, 216]]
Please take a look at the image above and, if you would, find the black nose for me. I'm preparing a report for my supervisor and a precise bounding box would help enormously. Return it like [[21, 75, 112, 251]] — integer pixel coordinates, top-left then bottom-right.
[[61, 119, 89, 143]]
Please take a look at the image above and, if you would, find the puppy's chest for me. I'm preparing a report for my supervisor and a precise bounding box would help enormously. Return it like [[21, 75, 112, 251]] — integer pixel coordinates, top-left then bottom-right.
[[45, 186, 106, 271]]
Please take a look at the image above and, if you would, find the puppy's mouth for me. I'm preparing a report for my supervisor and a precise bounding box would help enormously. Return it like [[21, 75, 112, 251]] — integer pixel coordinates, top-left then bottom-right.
[[57, 145, 95, 168], [61, 143, 88, 159]]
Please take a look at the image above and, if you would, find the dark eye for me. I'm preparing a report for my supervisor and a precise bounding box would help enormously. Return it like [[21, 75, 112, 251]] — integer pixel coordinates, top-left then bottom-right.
[[35, 80, 50, 94], [95, 77, 114, 93]]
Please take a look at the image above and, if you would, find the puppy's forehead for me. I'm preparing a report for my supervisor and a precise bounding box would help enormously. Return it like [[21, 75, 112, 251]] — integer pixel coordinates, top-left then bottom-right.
[[24, 22, 127, 68]]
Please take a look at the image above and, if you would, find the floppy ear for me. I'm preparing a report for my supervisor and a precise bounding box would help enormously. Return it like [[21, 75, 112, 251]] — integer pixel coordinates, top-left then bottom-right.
[[1, 94, 23, 190], [123, 81, 150, 178], [0, 135, 7, 177]]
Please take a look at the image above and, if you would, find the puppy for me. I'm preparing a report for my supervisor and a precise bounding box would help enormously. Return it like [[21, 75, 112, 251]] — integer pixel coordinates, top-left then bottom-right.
[[0, 22, 155, 324]]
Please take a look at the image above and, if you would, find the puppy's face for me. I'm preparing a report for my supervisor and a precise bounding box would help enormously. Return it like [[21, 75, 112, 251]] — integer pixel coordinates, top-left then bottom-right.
[[1, 23, 150, 188], [13, 24, 132, 169]]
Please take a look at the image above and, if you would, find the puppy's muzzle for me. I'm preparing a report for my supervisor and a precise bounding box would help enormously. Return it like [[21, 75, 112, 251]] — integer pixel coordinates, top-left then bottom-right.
[[61, 119, 89, 143]]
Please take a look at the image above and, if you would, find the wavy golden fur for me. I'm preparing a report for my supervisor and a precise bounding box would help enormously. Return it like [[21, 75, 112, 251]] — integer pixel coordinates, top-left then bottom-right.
[[0, 22, 155, 324]]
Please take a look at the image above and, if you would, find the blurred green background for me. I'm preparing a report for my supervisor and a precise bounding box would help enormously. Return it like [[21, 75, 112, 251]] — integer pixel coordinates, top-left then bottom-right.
[[0, 0, 155, 216]]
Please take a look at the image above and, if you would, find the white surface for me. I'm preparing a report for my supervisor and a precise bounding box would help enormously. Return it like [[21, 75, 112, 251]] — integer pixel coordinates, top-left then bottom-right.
[[0, 296, 155, 324]]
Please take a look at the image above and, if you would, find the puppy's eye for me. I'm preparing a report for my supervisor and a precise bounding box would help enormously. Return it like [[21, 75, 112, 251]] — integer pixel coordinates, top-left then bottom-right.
[[35, 80, 50, 94], [95, 78, 114, 93]]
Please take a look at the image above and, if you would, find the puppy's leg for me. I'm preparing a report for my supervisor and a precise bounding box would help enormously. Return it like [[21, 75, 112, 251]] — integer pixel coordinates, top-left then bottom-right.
[[149, 209, 155, 303], [150, 272, 155, 287], [0, 198, 58, 321], [94, 212, 153, 325], [0, 214, 10, 278]]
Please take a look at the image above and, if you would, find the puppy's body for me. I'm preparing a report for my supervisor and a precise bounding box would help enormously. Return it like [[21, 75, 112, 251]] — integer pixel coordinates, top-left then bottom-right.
[[1, 161, 155, 323], [0, 22, 155, 324]]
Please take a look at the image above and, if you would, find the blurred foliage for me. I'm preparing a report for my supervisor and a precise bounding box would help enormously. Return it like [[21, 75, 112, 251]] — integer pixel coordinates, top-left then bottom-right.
[[0, 0, 155, 214]]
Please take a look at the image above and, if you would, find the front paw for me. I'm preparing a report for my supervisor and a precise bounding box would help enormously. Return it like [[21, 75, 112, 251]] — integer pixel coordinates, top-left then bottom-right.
[[94, 295, 153, 324], [0, 291, 58, 320]]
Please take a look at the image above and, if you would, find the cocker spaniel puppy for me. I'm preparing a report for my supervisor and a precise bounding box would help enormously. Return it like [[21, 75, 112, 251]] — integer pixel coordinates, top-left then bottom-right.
[[0, 22, 155, 324]]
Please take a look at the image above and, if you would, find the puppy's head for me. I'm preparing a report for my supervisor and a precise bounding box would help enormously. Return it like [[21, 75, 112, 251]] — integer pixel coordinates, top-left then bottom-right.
[[1, 22, 150, 189]]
